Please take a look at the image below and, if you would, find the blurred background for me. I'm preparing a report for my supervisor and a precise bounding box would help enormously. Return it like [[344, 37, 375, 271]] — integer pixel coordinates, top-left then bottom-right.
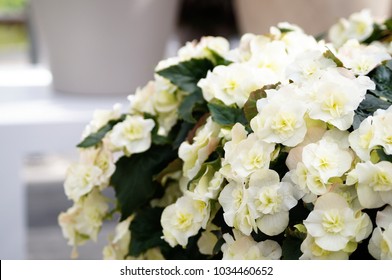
[[0, 0, 391, 260]]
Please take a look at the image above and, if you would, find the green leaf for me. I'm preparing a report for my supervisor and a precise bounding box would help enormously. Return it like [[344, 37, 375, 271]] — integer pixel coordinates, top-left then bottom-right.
[[157, 58, 215, 123], [278, 27, 294, 33], [207, 48, 232, 66], [171, 121, 195, 149], [77, 115, 126, 148], [281, 235, 303, 260], [179, 91, 206, 123], [207, 102, 247, 126], [111, 145, 177, 220], [374, 147, 392, 163], [269, 151, 289, 180], [385, 18, 392, 31], [243, 84, 278, 122], [129, 207, 166, 257], [161, 234, 207, 260], [154, 158, 183, 184], [212, 236, 225, 255], [354, 94, 391, 129], [368, 60, 392, 102], [156, 58, 214, 94], [323, 49, 343, 67]]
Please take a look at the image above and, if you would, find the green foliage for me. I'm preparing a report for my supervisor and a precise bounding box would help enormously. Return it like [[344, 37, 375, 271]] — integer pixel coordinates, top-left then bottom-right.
[[207, 48, 233, 66], [243, 84, 278, 122], [156, 58, 216, 123], [368, 60, 392, 102], [281, 235, 303, 260], [77, 115, 126, 148], [385, 18, 392, 31], [362, 23, 392, 44], [207, 102, 247, 126], [111, 145, 177, 220], [178, 91, 206, 123], [156, 58, 213, 94], [353, 60, 392, 129], [323, 49, 344, 67], [161, 234, 206, 260], [129, 207, 166, 257]]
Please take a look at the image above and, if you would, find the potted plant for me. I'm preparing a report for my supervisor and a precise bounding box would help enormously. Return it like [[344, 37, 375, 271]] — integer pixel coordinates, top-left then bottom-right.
[[59, 10, 392, 259]]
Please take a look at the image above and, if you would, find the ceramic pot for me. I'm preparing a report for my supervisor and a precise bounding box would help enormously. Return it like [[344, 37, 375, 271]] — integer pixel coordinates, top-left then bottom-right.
[[31, 0, 179, 95]]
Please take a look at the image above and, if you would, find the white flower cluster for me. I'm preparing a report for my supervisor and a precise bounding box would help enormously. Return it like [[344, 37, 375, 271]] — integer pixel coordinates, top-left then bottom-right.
[[159, 11, 392, 259], [60, 10, 392, 260]]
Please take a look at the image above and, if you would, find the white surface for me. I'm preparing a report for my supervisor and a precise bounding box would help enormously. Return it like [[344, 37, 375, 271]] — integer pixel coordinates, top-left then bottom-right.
[[0, 76, 128, 259]]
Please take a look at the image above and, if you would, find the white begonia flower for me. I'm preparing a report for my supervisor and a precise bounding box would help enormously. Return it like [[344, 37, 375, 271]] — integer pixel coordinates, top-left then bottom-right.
[[345, 9, 374, 42], [154, 56, 181, 72], [300, 235, 349, 260], [329, 9, 374, 47], [178, 117, 221, 180], [348, 116, 375, 161], [109, 115, 155, 156], [58, 189, 109, 257], [347, 161, 392, 209], [250, 85, 308, 147], [337, 39, 391, 75], [129, 81, 156, 116], [369, 206, 392, 259], [156, 110, 178, 136], [286, 50, 336, 84], [372, 108, 392, 155], [285, 120, 327, 170], [248, 169, 298, 236], [302, 138, 353, 184], [178, 36, 230, 61], [222, 131, 275, 180], [197, 223, 219, 255], [329, 18, 350, 48], [221, 230, 282, 260], [153, 76, 181, 113], [279, 28, 322, 57], [197, 63, 277, 108], [64, 163, 104, 202], [218, 180, 255, 235], [303, 193, 370, 252], [161, 195, 208, 247], [234, 33, 259, 62], [188, 167, 224, 202], [305, 68, 374, 130], [64, 138, 116, 202], [82, 103, 122, 138], [103, 215, 133, 260], [79, 143, 116, 189], [246, 40, 290, 80]]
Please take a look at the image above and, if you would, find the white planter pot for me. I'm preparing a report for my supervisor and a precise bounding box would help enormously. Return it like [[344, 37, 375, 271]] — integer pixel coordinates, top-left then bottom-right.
[[234, 0, 392, 36], [31, 0, 179, 95]]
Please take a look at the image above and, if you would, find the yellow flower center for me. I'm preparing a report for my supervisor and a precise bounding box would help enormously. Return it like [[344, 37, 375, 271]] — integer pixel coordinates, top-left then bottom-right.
[[322, 93, 345, 118], [124, 122, 143, 141], [175, 212, 193, 231], [322, 210, 344, 233], [223, 79, 238, 94], [371, 171, 392, 191], [271, 113, 297, 135], [256, 187, 282, 214]]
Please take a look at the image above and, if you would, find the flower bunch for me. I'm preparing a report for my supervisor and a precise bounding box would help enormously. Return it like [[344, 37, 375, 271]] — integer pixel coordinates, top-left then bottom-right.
[[60, 10, 392, 260]]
